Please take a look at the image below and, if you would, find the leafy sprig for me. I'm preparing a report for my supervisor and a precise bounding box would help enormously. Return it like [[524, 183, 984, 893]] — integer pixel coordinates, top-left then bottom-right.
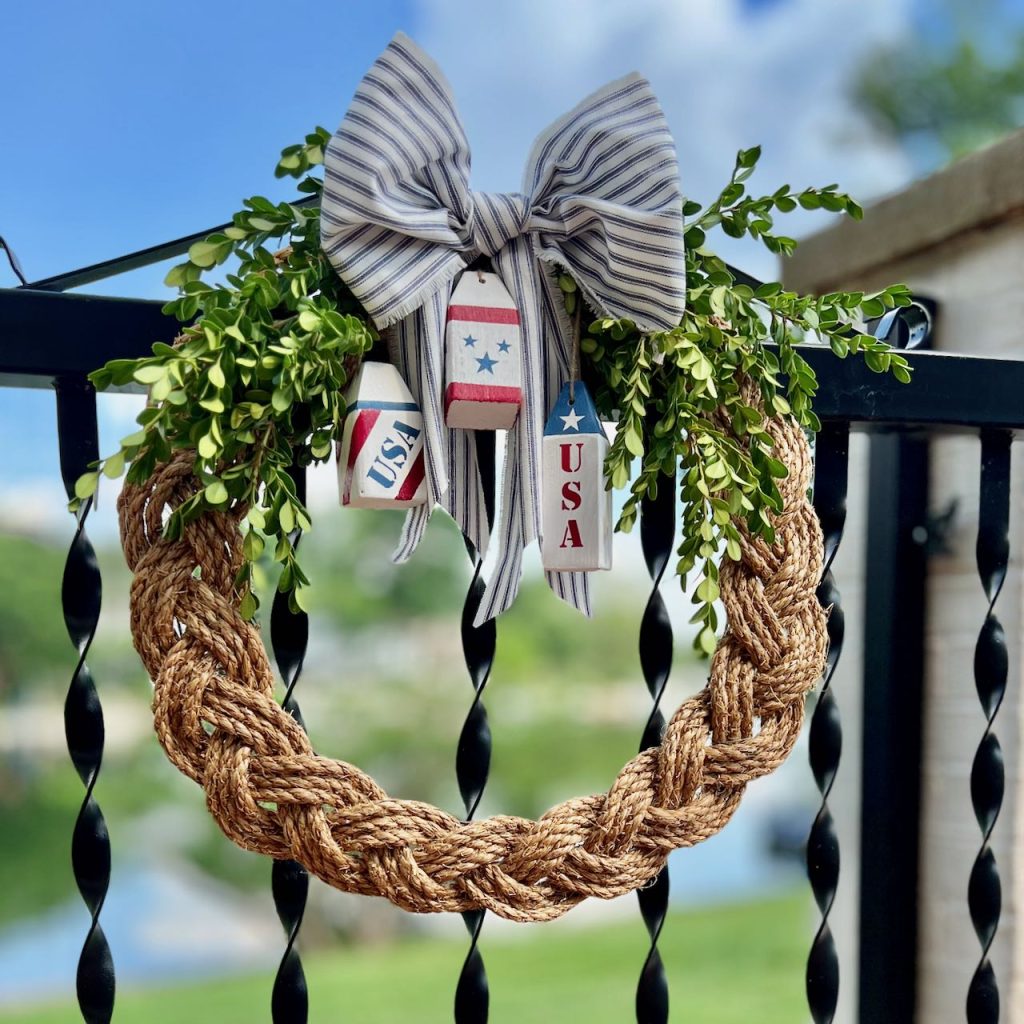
[[75, 135, 912, 644], [74, 129, 376, 615], [578, 146, 912, 652]]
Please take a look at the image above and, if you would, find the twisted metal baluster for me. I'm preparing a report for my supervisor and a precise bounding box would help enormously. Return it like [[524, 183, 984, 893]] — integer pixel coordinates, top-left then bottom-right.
[[967, 431, 1011, 1024], [806, 421, 849, 1024], [270, 467, 310, 1024], [55, 377, 115, 1023], [635, 478, 674, 1024], [454, 432, 496, 1024]]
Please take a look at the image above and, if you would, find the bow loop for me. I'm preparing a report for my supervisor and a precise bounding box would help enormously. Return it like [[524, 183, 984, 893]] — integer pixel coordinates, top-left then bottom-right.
[[322, 33, 687, 625], [521, 73, 686, 333], [320, 34, 473, 328]]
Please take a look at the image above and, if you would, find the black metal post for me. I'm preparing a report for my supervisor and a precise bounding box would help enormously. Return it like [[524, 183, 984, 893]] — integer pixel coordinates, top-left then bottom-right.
[[857, 433, 930, 1023], [269, 466, 311, 1024], [635, 476, 675, 1024], [807, 421, 849, 1024], [967, 430, 1011, 1024], [55, 376, 115, 1023], [454, 431, 496, 1024]]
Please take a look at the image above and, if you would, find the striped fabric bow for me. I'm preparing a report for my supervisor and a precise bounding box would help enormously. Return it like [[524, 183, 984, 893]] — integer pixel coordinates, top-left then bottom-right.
[[321, 33, 686, 624]]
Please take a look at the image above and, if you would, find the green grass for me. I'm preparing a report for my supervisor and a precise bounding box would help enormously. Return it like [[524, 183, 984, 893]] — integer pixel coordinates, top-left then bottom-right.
[[3, 893, 809, 1024]]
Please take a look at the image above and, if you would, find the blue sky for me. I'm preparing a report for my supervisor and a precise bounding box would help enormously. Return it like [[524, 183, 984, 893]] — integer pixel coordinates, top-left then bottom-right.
[[2, 0, 1023, 535]]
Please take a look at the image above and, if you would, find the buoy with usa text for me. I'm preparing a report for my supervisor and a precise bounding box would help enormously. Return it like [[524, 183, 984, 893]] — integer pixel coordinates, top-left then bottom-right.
[[337, 362, 428, 509], [540, 381, 612, 572]]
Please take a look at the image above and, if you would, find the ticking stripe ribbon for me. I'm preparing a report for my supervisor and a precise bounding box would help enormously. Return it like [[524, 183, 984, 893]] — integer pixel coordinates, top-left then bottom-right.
[[321, 32, 686, 624]]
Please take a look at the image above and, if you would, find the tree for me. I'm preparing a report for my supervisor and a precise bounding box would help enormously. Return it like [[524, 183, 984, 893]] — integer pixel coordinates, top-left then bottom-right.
[[853, 6, 1024, 165]]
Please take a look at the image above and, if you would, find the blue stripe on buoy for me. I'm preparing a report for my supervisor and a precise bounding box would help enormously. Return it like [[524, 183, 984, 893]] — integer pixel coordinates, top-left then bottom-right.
[[348, 400, 421, 412]]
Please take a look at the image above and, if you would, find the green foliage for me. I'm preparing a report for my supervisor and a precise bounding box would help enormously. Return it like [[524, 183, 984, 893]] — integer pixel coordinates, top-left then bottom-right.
[[301, 509, 470, 628], [580, 146, 912, 651], [5, 893, 809, 1024], [854, 29, 1024, 162], [77, 134, 911, 649], [0, 535, 70, 691], [74, 128, 377, 616]]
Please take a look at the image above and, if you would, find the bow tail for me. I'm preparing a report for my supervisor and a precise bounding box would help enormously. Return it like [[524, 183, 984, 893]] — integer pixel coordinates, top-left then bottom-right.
[[389, 288, 490, 565], [473, 241, 593, 626]]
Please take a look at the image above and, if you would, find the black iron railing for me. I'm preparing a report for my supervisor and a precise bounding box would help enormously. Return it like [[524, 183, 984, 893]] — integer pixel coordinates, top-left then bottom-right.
[[269, 465, 311, 1024], [2, 243, 1024, 1023]]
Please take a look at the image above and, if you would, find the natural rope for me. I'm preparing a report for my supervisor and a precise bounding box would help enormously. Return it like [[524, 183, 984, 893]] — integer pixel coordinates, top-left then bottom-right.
[[118, 410, 826, 922]]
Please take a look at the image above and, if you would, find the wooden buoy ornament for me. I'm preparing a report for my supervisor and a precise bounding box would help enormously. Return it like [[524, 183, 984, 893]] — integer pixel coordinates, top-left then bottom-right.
[[444, 271, 523, 429], [541, 382, 612, 572], [337, 362, 427, 509]]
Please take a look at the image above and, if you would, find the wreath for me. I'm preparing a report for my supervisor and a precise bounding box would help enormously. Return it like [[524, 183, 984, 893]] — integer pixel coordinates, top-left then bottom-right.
[[76, 37, 910, 920]]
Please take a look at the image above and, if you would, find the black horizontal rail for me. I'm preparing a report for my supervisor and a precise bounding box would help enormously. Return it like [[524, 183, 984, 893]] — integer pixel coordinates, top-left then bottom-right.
[[0, 289, 175, 388], [4, 282, 1024, 431], [23, 197, 750, 297], [24, 198, 319, 293]]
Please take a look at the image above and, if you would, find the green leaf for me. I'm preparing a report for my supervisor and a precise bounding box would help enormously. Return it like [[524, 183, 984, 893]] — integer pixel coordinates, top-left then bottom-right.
[[623, 425, 644, 457], [74, 471, 99, 500], [695, 576, 720, 603], [133, 365, 166, 385], [239, 590, 258, 621], [280, 502, 296, 533], [697, 626, 718, 656], [204, 480, 229, 505], [164, 263, 191, 288], [243, 531, 265, 560], [738, 145, 761, 169], [102, 451, 125, 479], [298, 310, 320, 332], [291, 585, 310, 613], [188, 240, 222, 268]]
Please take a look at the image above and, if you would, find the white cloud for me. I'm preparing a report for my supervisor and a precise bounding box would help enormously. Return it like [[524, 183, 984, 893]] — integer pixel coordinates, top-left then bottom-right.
[[411, 0, 916, 278], [0, 481, 66, 537]]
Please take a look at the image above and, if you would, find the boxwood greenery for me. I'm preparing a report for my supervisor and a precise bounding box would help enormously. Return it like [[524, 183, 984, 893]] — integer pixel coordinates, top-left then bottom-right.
[[74, 130, 911, 648]]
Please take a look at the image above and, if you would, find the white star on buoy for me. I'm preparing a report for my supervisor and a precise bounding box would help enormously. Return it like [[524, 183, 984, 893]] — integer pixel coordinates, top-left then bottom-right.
[[560, 408, 583, 431]]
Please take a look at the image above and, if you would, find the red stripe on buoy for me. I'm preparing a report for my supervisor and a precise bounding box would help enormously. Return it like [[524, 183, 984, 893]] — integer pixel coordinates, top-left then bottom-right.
[[446, 304, 520, 325], [347, 408, 380, 466], [397, 451, 425, 501], [443, 383, 523, 415]]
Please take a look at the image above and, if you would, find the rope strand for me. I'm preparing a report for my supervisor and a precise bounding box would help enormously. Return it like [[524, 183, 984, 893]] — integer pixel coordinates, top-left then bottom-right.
[[118, 406, 826, 921]]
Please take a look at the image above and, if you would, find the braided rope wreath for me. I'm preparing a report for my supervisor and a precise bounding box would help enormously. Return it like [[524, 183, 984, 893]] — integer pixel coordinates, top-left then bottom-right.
[[118, 407, 826, 923]]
